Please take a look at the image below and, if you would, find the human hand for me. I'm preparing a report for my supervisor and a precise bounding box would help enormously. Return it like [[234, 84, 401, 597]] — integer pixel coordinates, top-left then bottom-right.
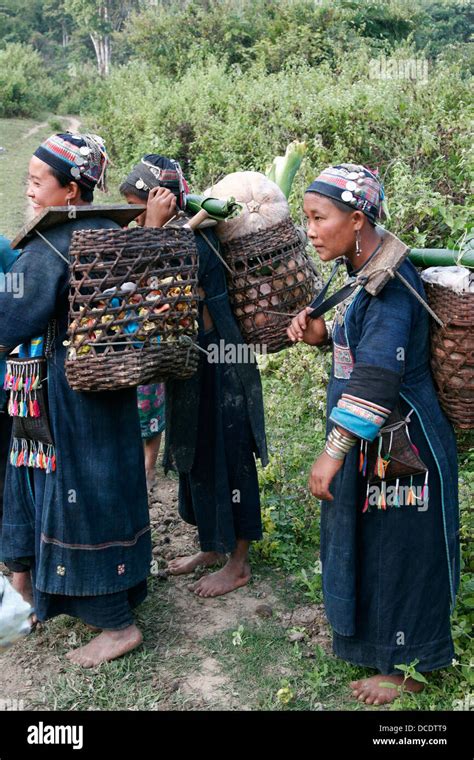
[[308, 451, 344, 500], [287, 307, 328, 346], [144, 187, 177, 228]]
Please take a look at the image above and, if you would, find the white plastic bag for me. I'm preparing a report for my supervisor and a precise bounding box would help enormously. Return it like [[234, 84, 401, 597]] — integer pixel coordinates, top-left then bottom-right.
[[421, 266, 474, 293], [0, 573, 32, 652]]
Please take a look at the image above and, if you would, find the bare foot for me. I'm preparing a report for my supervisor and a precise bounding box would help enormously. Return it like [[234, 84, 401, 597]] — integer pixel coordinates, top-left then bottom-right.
[[189, 558, 251, 598], [350, 674, 426, 705], [167, 551, 225, 576], [66, 625, 142, 667], [11, 572, 37, 627]]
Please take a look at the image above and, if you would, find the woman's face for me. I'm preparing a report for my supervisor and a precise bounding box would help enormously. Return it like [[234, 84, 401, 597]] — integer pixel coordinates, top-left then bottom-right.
[[26, 156, 79, 214], [303, 193, 361, 261], [124, 193, 147, 227]]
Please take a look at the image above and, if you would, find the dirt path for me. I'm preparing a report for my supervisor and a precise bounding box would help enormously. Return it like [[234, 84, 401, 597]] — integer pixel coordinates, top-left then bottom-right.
[[1, 115, 85, 237], [22, 116, 82, 141], [142, 471, 284, 709], [22, 121, 48, 140], [0, 465, 331, 711], [64, 116, 82, 134]]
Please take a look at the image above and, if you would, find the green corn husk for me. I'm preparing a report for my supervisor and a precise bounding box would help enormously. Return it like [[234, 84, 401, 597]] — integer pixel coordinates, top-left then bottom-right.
[[185, 194, 242, 221], [408, 248, 474, 268], [265, 140, 306, 199]]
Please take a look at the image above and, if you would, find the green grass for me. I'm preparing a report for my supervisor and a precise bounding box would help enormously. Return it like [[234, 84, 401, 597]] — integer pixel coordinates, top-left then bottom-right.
[[251, 344, 331, 574], [0, 118, 64, 238], [202, 618, 469, 711], [23, 577, 205, 711], [0, 116, 133, 242], [26, 569, 471, 713]]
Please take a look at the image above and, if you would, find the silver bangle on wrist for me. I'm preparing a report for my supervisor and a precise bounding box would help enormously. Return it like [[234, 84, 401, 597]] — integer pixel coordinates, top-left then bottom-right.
[[325, 426, 357, 460], [325, 445, 346, 461], [331, 426, 356, 446]]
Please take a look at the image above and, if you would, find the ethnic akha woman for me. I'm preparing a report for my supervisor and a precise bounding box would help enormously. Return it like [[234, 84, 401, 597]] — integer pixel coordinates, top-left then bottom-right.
[[120, 155, 268, 597], [0, 133, 151, 666], [288, 164, 459, 705]]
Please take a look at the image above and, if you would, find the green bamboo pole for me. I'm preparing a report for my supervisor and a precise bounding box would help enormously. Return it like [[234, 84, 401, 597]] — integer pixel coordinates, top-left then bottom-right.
[[408, 248, 474, 268]]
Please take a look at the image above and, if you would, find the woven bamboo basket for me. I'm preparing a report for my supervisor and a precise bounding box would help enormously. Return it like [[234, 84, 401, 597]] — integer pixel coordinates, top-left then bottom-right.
[[222, 218, 322, 353], [425, 282, 474, 429], [65, 227, 200, 391]]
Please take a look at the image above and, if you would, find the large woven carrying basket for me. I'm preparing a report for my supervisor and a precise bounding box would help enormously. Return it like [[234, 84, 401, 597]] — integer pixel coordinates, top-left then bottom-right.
[[222, 218, 322, 353], [65, 227, 200, 391], [425, 282, 474, 429]]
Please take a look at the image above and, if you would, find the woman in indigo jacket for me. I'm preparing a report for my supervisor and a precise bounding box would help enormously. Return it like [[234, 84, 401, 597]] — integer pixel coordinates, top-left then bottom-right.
[[0, 134, 151, 667], [288, 164, 459, 706], [120, 156, 268, 597]]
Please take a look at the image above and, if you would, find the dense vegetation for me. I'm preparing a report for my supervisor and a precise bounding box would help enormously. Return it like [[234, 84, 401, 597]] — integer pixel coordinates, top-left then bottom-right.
[[1, 1, 472, 248], [0, 0, 472, 710]]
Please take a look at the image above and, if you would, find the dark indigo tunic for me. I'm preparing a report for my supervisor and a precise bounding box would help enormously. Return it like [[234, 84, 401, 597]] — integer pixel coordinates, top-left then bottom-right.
[[322, 248, 460, 673], [0, 236, 17, 532], [0, 235, 19, 410], [163, 230, 268, 552], [0, 219, 152, 611], [0, 408, 11, 537]]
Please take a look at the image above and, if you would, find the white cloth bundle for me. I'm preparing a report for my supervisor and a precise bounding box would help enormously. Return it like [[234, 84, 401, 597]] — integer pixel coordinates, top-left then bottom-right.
[[0, 573, 32, 652], [421, 266, 474, 294]]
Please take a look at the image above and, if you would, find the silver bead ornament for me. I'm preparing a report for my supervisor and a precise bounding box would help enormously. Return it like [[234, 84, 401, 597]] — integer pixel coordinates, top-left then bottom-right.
[[341, 190, 354, 202]]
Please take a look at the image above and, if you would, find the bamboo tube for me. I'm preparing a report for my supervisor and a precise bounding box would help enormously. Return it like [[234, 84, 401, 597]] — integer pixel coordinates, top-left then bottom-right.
[[409, 248, 474, 268]]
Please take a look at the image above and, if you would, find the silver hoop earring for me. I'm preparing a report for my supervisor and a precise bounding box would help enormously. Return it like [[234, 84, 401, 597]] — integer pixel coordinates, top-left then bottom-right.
[[355, 229, 362, 257]]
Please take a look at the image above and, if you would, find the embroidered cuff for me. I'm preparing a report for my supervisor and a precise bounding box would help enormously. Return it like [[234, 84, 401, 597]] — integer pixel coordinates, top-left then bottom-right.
[[329, 393, 391, 441]]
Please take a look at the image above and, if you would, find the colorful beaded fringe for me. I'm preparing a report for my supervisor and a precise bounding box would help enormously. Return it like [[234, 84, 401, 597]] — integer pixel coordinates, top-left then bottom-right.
[[3, 359, 42, 418], [9, 438, 56, 473], [359, 437, 429, 513]]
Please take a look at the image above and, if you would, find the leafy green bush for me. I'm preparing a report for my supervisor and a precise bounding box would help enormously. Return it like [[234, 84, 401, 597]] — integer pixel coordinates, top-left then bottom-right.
[[118, 0, 472, 76], [55, 63, 103, 116], [0, 43, 61, 117], [252, 344, 331, 570], [93, 52, 472, 248]]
